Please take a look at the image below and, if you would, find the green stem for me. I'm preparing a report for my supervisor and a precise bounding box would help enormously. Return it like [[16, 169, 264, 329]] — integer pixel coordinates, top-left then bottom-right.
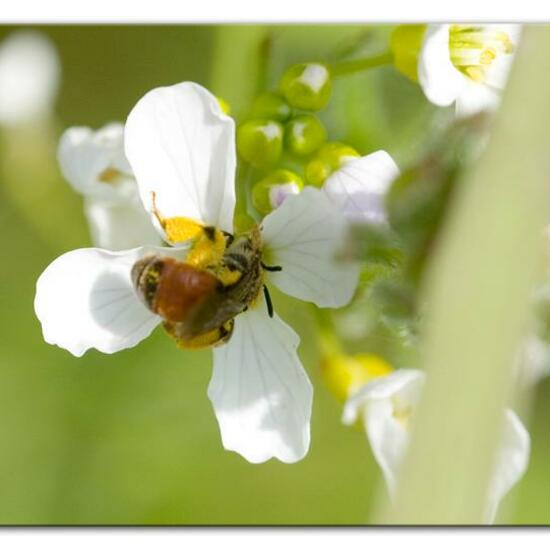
[[331, 51, 393, 77], [233, 163, 257, 234], [376, 26, 550, 524]]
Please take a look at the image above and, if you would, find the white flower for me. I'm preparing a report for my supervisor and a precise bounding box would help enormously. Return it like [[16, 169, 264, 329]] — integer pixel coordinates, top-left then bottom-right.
[[418, 24, 521, 117], [342, 369, 530, 523], [0, 30, 60, 126], [35, 82, 360, 464], [323, 150, 400, 225], [58, 123, 159, 250], [517, 334, 550, 387]]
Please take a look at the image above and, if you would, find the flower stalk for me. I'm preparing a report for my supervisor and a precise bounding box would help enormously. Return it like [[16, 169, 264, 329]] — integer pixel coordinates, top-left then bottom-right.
[[330, 51, 393, 77]]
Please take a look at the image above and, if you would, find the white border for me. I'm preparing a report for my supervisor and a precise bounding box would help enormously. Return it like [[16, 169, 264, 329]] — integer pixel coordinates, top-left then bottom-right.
[[1, 0, 550, 23], [2, 530, 550, 549]]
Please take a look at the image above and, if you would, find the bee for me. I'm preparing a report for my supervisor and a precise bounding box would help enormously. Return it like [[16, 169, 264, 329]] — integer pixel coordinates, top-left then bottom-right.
[[132, 224, 279, 349]]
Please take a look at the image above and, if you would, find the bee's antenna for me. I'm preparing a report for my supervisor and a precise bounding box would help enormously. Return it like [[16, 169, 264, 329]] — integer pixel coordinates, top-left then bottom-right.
[[261, 262, 282, 272], [263, 285, 274, 318]]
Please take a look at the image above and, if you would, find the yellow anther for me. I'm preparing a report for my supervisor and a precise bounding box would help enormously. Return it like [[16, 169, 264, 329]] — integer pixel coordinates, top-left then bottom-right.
[[98, 167, 122, 184], [479, 48, 497, 65], [392, 403, 413, 428]]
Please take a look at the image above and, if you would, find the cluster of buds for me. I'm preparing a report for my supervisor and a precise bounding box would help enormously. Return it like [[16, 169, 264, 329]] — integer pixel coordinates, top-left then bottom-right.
[[236, 62, 346, 217]]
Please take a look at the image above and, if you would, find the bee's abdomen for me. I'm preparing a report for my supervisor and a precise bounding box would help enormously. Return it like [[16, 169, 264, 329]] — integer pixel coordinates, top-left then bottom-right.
[[154, 259, 219, 323], [133, 256, 219, 324]]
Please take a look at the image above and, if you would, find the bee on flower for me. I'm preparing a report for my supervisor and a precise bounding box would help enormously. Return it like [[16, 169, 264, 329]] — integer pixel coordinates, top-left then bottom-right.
[[34, 82, 361, 464]]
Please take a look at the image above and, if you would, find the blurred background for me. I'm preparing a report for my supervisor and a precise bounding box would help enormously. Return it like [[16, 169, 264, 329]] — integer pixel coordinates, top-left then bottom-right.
[[0, 24, 548, 525]]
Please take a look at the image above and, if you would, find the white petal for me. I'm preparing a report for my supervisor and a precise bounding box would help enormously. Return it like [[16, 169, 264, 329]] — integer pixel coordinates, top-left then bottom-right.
[[483, 52, 514, 91], [455, 79, 501, 118], [486, 409, 530, 523], [418, 24, 467, 107], [261, 187, 360, 308], [0, 30, 60, 126], [125, 82, 236, 233], [34, 246, 186, 357], [57, 123, 136, 202], [84, 198, 161, 251], [208, 299, 312, 464], [323, 151, 400, 224], [342, 369, 425, 424], [342, 369, 425, 498]]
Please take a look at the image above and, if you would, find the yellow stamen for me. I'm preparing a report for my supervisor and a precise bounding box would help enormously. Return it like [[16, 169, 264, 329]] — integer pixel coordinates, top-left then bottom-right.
[[98, 167, 122, 184], [449, 25, 514, 84], [392, 403, 413, 428], [150, 191, 242, 286]]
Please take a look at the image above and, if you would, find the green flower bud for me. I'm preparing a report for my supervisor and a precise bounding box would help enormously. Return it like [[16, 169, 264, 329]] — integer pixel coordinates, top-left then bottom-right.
[[280, 62, 332, 111], [252, 169, 304, 215], [304, 158, 330, 188], [236, 119, 283, 168], [251, 92, 291, 121], [285, 114, 327, 157], [390, 24, 427, 82], [233, 211, 255, 234], [305, 142, 360, 187]]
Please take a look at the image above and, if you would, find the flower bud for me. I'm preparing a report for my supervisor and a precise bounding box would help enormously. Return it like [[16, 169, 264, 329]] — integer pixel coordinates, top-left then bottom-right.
[[390, 24, 427, 82], [251, 92, 291, 121], [305, 142, 360, 186], [285, 114, 326, 157], [251, 169, 303, 215], [321, 353, 393, 402], [280, 62, 332, 111], [236, 119, 283, 168]]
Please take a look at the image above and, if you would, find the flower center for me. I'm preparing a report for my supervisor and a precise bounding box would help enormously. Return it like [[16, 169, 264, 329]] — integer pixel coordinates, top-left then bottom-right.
[[98, 166, 124, 184], [449, 25, 514, 83], [391, 400, 413, 429]]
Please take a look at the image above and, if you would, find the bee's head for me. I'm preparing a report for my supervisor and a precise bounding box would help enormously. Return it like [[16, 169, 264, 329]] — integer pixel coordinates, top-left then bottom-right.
[[131, 255, 164, 309]]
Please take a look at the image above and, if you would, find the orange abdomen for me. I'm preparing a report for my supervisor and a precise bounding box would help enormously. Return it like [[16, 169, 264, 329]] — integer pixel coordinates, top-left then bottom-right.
[[153, 259, 219, 323]]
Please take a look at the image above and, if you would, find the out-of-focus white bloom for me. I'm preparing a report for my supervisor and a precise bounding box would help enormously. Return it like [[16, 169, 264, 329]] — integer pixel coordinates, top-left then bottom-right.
[[323, 150, 400, 225], [418, 24, 521, 117], [58, 123, 159, 250], [343, 369, 530, 523], [35, 82, 360, 464], [0, 30, 60, 126], [517, 334, 550, 387]]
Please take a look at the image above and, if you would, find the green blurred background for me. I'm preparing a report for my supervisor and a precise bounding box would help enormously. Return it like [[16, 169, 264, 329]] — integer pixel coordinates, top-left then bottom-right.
[[0, 24, 548, 525]]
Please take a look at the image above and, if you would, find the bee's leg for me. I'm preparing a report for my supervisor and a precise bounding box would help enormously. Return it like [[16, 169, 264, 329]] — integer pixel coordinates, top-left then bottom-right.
[[263, 285, 274, 318], [261, 262, 283, 272], [222, 231, 235, 246]]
